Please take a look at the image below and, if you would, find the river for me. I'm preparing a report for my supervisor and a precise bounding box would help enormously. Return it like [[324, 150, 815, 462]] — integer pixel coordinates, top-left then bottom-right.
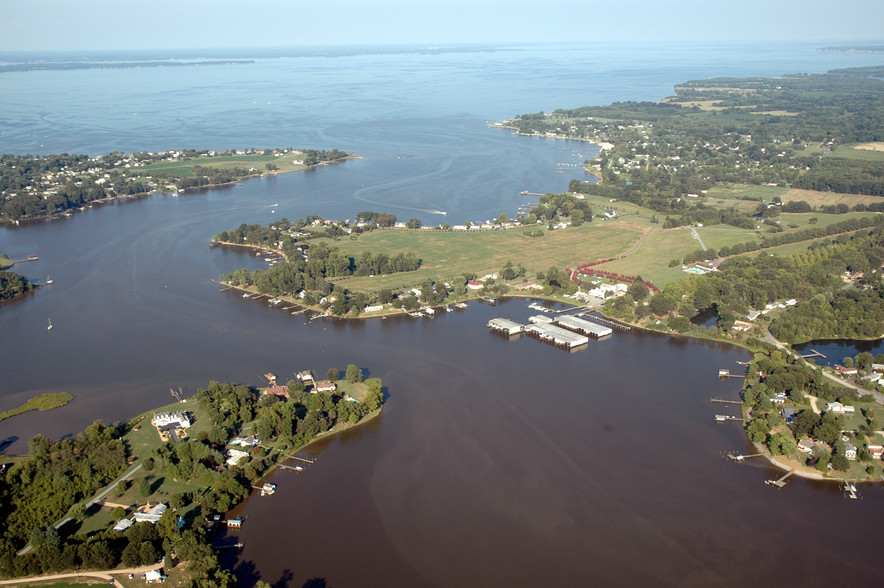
[[3, 42, 884, 586]]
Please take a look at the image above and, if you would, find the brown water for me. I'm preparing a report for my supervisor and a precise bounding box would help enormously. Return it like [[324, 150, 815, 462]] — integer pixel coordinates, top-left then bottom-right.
[[2, 154, 883, 588]]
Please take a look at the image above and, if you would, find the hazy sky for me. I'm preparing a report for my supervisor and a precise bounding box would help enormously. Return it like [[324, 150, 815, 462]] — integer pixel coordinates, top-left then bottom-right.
[[2, 0, 883, 52]]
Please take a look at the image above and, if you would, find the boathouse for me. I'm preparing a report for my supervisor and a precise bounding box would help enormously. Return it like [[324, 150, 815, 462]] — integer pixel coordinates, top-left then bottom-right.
[[553, 315, 612, 338], [488, 318, 523, 336], [524, 323, 589, 348]]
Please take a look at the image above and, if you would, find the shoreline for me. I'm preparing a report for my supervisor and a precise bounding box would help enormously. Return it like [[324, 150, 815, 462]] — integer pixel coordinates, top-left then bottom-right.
[[0, 156, 353, 226]]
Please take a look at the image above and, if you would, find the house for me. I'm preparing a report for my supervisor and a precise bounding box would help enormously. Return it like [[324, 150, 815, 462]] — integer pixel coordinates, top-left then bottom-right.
[[782, 406, 797, 424], [313, 380, 337, 394], [844, 442, 858, 461], [144, 569, 165, 583], [604, 209, 617, 218], [133, 503, 168, 524], [797, 439, 816, 454], [230, 434, 259, 448], [867, 444, 883, 460], [364, 304, 384, 313], [836, 366, 859, 377], [152, 412, 191, 429], [467, 280, 484, 290], [515, 282, 543, 291], [263, 385, 289, 399], [826, 402, 844, 413], [732, 320, 754, 332], [113, 518, 135, 533], [773, 392, 787, 404], [871, 364, 884, 373], [226, 448, 250, 466]]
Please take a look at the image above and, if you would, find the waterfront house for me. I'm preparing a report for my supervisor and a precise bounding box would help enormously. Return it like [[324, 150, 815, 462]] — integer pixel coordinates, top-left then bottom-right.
[[152, 411, 191, 429], [313, 380, 337, 394], [797, 439, 817, 454], [845, 442, 858, 461], [467, 280, 484, 290], [867, 444, 884, 460], [836, 366, 859, 377], [263, 385, 289, 399], [515, 282, 543, 292], [133, 503, 168, 524]]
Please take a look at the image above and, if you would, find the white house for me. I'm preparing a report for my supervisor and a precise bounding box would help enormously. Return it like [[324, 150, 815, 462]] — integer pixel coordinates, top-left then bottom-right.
[[152, 412, 191, 429], [133, 503, 168, 524], [226, 448, 250, 466]]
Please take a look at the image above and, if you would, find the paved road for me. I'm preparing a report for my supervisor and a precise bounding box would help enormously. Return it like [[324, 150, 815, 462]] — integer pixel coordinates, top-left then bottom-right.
[[17, 463, 143, 556], [0, 564, 161, 587], [762, 326, 884, 404], [689, 226, 708, 251]]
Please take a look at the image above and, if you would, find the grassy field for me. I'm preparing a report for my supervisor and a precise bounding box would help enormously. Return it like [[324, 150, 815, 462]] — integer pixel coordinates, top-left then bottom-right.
[[328, 221, 651, 293], [131, 153, 313, 179], [0, 257, 13, 270], [833, 144, 884, 162], [703, 183, 789, 206], [780, 187, 883, 208]]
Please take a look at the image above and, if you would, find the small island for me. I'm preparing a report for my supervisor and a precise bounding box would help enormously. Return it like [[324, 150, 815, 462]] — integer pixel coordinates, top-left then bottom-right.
[[0, 364, 384, 584]]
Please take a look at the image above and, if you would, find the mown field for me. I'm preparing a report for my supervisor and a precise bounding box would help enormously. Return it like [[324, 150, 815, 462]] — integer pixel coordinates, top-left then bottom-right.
[[326, 220, 651, 293], [131, 153, 312, 179], [319, 187, 884, 292]]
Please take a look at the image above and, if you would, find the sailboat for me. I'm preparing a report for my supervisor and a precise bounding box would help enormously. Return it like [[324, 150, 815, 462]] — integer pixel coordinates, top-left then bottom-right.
[[47, 318, 53, 331], [46, 274, 53, 285]]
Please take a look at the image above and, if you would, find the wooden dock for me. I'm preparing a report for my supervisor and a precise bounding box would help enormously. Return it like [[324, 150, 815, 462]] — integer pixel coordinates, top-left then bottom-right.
[[714, 414, 743, 423], [800, 349, 827, 360], [278, 464, 304, 472], [285, 455, 315, 464], [765, 469, 795, 488], [718, 369, 745, 379], [711, 398, 742, 405], [727, 453, 762, 462], [576, 312, 631, 332]]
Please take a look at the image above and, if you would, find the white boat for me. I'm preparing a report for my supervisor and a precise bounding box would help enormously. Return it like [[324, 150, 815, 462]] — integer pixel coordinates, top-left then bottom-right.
[[46, 274, 53, 285], [47, 318, 53, 331]]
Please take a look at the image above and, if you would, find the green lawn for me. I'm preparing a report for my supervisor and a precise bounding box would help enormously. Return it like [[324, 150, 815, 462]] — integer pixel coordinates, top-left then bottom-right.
[[832, 144, 884, 162], [131, 153, 311, 179], [328, 220, 651, 293], [0, 257, 13, 270]]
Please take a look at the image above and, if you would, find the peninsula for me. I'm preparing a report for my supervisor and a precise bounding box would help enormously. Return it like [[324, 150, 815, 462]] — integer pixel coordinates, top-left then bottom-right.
[[0, 365, 384, 584], [0, 147, 350, 222]]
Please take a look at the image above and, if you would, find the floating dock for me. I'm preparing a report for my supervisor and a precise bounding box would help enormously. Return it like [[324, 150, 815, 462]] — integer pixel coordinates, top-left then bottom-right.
[[714, 414, 743, 422]]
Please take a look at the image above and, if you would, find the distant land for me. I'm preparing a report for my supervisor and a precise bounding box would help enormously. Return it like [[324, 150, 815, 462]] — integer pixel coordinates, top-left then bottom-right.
[[819, 45, 884, 54], [0, 60, 253, 74]]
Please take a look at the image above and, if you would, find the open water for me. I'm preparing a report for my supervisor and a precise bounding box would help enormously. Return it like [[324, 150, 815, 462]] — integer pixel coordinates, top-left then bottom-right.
[[2, 42, 884, 586]]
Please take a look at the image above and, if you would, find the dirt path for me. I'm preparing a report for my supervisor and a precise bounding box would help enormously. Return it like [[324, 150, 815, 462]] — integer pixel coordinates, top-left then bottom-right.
[[0, 564, 162, 587]]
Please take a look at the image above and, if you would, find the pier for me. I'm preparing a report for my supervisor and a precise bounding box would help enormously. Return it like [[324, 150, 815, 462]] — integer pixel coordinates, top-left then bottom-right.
[[714, 414, 743, 423], [765, 469, 795, 488], [278, 464, 304, 472], [800, 349, 827, 360], [285, 455, 315, 464], [843, 481, 858, 500], [727, 453, 762, 461], [711, 398, 742, 405], [577, 312, 631, 332], [718, 369, 745, 379]]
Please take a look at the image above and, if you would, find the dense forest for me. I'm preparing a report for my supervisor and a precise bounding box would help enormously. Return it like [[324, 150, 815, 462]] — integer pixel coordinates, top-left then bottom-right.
[[506, 67, 884, 220]]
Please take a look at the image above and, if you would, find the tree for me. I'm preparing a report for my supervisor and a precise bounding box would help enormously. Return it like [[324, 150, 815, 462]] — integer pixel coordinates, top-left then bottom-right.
[[326, 368, 339, 382], [345, 364, 363, 383], [406, 218, 421, 229]]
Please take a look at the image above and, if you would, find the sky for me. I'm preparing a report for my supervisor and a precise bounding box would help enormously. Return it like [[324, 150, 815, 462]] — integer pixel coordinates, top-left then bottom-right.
[[1, 0, 883, 52]]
